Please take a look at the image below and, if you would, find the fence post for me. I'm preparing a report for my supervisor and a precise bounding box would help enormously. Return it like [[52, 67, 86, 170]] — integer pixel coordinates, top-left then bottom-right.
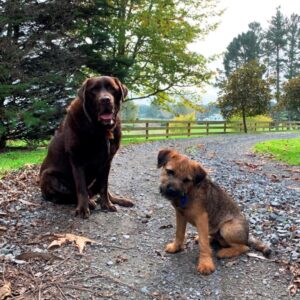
[[145, 122, 149, 140], [187, 122, 191, 137], [206, 122, 209, 135], [166, 122, 169, 138], [224, 122, 227, 133], [240, 123, 242, 132]]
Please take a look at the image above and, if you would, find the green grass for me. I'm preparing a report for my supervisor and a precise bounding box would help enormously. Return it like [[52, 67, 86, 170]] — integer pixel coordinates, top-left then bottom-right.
[[1, 135, 300, 177], [0, 148, 47, 176], [254, 138, 300, 165]]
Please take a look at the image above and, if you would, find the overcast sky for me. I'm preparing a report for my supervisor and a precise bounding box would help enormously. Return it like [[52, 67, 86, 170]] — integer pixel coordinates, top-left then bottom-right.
[[197, 0, 300, 103]]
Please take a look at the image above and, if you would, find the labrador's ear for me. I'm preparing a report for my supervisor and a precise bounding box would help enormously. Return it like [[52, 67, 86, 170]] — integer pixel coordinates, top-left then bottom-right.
[[193, 164, 207, 185], [113, 77, 128, 102], [78, 78, 92, 123], [157, 149, 174, 168]]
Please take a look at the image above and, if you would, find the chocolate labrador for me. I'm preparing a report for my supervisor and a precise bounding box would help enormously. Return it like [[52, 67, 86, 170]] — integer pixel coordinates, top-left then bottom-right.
[[39, 76, 133, 218]]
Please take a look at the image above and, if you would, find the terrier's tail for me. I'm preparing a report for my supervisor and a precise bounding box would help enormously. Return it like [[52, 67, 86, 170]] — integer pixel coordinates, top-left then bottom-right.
[[248, 235, 271, 257]]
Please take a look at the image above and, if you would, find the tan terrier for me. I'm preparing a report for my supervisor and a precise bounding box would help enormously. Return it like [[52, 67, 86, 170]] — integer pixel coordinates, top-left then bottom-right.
[[158, 149, 270, 275]]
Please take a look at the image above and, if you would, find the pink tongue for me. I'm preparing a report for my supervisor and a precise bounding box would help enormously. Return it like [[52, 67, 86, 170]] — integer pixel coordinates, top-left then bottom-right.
[[99, 113, 113, 121]]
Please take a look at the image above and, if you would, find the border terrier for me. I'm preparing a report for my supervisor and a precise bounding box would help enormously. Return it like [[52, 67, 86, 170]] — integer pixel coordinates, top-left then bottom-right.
[[158, 149, 270, 275]]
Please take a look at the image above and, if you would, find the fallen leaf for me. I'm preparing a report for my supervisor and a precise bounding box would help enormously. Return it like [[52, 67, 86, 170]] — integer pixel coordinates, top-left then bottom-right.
[[0, 226, 7, 232], [115, 255, 128, 264], [288, 264, 300, 297], [18, 199, 39, 206], [247, 252, 270, 260], [16, 251, 62, 261], [0, 282, 11, 300], [287, 186, 300, 191], [48, 233, 96, 254]]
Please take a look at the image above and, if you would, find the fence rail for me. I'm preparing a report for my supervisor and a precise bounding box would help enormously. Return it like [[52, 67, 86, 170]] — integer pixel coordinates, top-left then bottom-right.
[[121, 120, 300, 140]]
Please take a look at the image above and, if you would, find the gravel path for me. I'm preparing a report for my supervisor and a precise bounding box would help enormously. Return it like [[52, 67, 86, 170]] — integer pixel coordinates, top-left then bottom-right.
[[0, 132, 299, 299]]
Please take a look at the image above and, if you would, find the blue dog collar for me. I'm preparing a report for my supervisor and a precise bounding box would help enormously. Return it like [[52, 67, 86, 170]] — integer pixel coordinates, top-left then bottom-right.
[[179, 193, 188, 208]]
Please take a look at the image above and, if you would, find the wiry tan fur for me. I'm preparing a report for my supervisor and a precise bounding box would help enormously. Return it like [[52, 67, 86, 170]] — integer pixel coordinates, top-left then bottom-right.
[[158, 149, 271, 275]]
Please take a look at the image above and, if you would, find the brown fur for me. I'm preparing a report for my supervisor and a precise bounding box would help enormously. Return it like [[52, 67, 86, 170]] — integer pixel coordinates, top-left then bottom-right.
[[158, 149, 271, 275], [39, 76, 134, 218]]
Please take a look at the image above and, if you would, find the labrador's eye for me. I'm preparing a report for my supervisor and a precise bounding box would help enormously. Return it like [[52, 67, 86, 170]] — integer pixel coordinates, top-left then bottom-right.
[[183, 178, 191, 183], [166, 169, 175, 176]]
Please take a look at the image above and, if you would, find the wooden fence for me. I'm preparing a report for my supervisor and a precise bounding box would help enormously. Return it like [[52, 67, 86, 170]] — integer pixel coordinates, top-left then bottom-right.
[[121, 120, 300, 140]]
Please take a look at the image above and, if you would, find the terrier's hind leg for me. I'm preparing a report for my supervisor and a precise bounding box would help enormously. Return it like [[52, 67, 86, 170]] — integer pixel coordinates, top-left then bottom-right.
[[217, 218, 249, 258]]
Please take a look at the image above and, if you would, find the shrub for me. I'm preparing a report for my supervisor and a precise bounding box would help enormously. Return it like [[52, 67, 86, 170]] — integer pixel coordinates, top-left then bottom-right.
[[169, 112, 196, 134], [229, 115, 273, 132]]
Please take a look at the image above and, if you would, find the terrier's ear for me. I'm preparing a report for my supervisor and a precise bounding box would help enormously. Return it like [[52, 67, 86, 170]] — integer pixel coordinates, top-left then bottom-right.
[[157, 149, 173, 168], [194, 164, 207, 185]]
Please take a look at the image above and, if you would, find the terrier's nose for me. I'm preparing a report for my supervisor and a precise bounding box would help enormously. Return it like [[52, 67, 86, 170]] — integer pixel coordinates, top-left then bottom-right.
[[166, 185, 176, 195]]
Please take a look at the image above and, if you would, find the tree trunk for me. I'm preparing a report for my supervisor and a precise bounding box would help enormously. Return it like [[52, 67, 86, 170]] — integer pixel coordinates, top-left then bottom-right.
[[276, 45, 280, 102], [0, 135, 6, 149], [242, 110, 247, 133]]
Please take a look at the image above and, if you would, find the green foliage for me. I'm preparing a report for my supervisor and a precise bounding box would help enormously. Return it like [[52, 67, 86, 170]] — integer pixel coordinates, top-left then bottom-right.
[[218, 61, 272, 133], [230, 115, 273, 122], [254, 138, 300, 165], [79, 0, 221, 104], [265, 7, 288, 102], [281, 75, 300, 116], [121, 101, 139, 121], [285, 14, 300, 79], [229, 115, 273, 132], [169, 112, 196, 134], [223, 22, 262, 77], [222, 8, 300, 109], [0, 0, 221, 148]]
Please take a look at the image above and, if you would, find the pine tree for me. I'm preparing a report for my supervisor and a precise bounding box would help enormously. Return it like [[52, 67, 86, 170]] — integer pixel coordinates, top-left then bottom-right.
[[223, 22, 262, 77], [264, 7, 288, 102], [285, 14, 300, 79]]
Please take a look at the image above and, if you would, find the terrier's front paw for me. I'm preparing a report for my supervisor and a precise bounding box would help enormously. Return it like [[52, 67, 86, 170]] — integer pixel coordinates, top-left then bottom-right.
[[197, 258, 215, 275], [165, 242, 183, 253]]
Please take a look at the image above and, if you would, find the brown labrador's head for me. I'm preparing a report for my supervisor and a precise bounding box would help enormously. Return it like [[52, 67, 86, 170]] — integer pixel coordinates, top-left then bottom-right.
[[78, 76, 128, 127], [157, 149, 207, 200]]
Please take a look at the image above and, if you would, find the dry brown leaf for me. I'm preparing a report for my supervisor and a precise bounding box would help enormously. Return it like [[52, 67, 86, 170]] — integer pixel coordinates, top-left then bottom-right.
[[16, 251, 62, 261], [0, 226, 7, 232], [288, 264, 300, 297], [48, 233, 96, 254], [18, 199, 39, 206], [287, 186, 300, 191], [247, 252, 271, 261], [0, 282, 11, 300]]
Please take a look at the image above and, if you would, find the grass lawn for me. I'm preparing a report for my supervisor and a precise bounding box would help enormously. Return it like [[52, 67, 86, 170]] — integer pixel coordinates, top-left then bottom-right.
[[254, 138, 300, 165], [1, 135, 300, 177], [0, 136, 199, 177], [0, 148, 47, 177]]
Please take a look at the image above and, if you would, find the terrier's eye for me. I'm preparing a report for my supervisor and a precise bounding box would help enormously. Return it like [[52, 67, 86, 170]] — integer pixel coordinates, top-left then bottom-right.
[[183, 178, 191, 183], [166, 169, 175, 176]]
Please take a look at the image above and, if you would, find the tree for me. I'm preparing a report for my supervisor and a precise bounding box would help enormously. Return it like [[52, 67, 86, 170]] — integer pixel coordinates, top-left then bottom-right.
[[0, 0, 221, 147], [120, 101, 139, 120], [285, 14, 300, 79], [80, 0, 221, 105], [223, 22, 263, 77], [0, 0, 112, 147], [264, 7, 287, 102], [218, 61, 272, 133], [281, 75, 300, 117]]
